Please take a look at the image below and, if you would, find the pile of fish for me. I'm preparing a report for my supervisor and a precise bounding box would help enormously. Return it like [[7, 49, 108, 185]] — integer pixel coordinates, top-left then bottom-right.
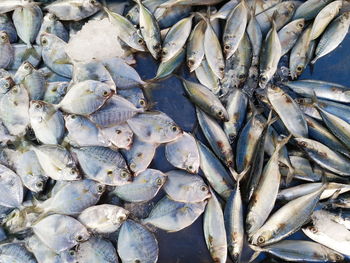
[[0, 0, 350, 262]]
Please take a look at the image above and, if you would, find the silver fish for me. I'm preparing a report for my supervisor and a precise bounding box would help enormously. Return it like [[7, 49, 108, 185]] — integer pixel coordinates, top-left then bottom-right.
[[44, 0, 101, 21], [0, 31, 14, 69], [0, 164, 23, 208], [118, 220, 159, 263], [112, 169, 166, 202], [142, 196, 207, 232]]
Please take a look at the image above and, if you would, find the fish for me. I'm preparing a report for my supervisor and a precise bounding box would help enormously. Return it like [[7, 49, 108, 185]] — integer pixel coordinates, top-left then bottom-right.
[[186, 20, 205, 72], [223, 88, 248, 143], [0, 84, 29, 136], [142, 196, 207, 232], [32, 214, 90, 253], [0, 242, 37, 263], [165, 132, 200, 173], [312, 12, 350, 64], [293, 0, 334, 20], [104, 7, 146, 52], [31, 144, 80, 181], [164, 170, 210, 203], [12, 3, 42, 46], [267, 85, 308, 137], [71, 146, 132, 186], [0, 14, 18, 43], [44, 0, 101, 21], [40, 33, 72, 78], [65, 114, 107, 147], [35, 13, 69, 45], [258, 240, 344, 262], [259, 21, 282, 88], [310, 0, 342, 40], [136, 0, 162, 59], [112, 169, 166, 202], [182, 78, 228, 121], [302, 209, 350, 256], [14, 61, 46, 100], [127, 111, 182, 144], [161, 15, 193, 62], [0, 31, 14, 69], [250, 184, 325, 246], [117, 220, 159, 263], [121, 136, 158, 174], [197, 140, 234, 200], [295, 138, 350, 176], [154, 47, 185, 80], [29, 100, 65, 145], [99, 123, 134, 150], [0, 164, 23, 208], [57, 80, 113, 115], [194, 58, 221, 95], [197, 108, 233, 167], [89, 95, 143, 128], [203, 189, 227, 263], [43, 81, 68, 104], [278, 18, 305, 56], [222, 0, 248, 59], [78, 204, 128, 234]]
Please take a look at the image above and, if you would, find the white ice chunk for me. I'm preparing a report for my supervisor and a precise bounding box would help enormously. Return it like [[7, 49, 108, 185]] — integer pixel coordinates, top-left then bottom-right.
[[65, 18, 134, 64]]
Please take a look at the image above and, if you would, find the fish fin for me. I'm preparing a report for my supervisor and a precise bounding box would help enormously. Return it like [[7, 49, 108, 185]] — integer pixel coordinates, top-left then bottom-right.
[[275, 133, 292, 152], [231, 165, 251, 182], [22, 47, 40, 62], [54, 58, 71, 65]]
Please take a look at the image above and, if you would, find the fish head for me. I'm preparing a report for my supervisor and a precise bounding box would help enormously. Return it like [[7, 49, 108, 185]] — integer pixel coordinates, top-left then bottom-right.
[[0, 76, 14, 95], [44, 12, 57, 22], [210, 105, 229, 121], [94, 83, 114, 100], [328, 252, 344, 262], [111, 168, 133, 185], [0, 31, 10, 44], [166, 122, 183, 141], [74, 227, 90, 244], [83, 0, 102, 12], [61, 166, 81, 181], [250, 229, 273, 246], [29, 100, 50, 117]]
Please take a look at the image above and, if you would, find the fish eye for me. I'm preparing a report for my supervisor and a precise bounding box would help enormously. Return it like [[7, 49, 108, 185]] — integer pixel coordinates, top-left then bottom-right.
[[0, 34, 7, 40], [103, 90, 109, 97], [260, 76, 267, 82], [188, 165, 193, 171], [75, 235, 83, 242], [224, 44, 230, 50], [24, 63, 31, 70], [134, 260, 141, 263], [69, 250, 75, 256], [156, 178, 163, 185], [219, 67, 224, 72], [162, 50, 167, 56], [309, 226, 318, 233], [297, 23, 304, 28], [296, 66, 303, 72], [238, 74, 245, 80], [118, 215, 127, 222], [137, 38, 144, 44], [139, 99, 145, 106], [107, 170, 113, 176], [335, 254, 342, 261], [171, 125, 178, 132], [126, 14, 131, 20], [35, 103, 42, 109], [200, 185, 208, 192], [153, 43, 161, 51], [129, 163, 136, 170], [41, 38, 48, 46], [97, 184, 104, 193], [120, 170, 129, 178], [3, 82, 9, 88], [217, 110, 223, 116], [89, 0, 96, 4], [70, 114, 76, 119], [115, 129, 122, 134], [36, 181, 43, 189], [257, 236, 265, 244], [70, 168, 77, 175], [187, 59, 195, 66]]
